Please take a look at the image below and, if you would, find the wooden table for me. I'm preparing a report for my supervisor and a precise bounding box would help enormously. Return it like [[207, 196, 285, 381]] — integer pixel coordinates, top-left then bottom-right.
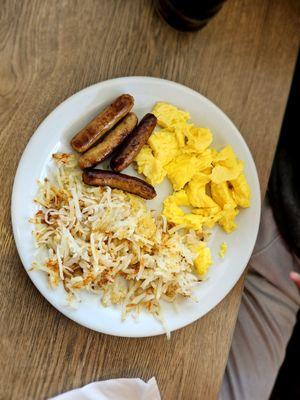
[[1, 1, 299, 398]]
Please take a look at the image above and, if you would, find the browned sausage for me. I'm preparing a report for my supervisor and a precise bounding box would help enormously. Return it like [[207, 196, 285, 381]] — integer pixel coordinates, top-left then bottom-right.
[[78, 113, 138, 169], [110, 113, 157, 172], [82, 169, 156, 200], [71, 94, 134, 153]]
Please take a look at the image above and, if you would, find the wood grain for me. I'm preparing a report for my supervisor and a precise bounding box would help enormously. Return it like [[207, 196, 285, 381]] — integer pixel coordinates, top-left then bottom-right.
[[0, 0, 299, 399]]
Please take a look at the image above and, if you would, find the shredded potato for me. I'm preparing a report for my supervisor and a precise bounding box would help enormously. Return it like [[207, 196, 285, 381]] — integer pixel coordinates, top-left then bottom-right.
[[31, 154, 207, 326]]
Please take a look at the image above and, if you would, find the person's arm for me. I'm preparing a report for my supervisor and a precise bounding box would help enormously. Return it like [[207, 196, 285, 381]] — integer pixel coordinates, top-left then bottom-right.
[[290, 272, 300, 288]]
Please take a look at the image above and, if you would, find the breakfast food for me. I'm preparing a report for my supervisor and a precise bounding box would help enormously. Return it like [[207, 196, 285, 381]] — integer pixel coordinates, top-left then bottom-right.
[[31, 153, 207, 330], [31, 97, 251, 330], [135, 102, 251, 234], [82, 169, 156, 200], [71, 95, 155, 198], [78, 112, 138, 169], [110, 113, 157, 172], [219, 243, 227, 258], [71, 94, 134, 153]]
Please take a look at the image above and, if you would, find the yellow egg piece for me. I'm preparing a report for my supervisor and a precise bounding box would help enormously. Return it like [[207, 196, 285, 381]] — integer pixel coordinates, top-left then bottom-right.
[[194, 243, 212, 276], [172, 121, 193, 147], [218, 206, 239, 233], [210, 181, 237, 208], [135, 145, 167, 185], [166, 154, 202, 191], [186, 173, 218, 208], [182, 148, 213, 172], [197, 149, 214, 170], [201, 167, 213, 175], [163, 191, 204, 230], [211, 162, 244, 184], [163, 190, 189, 225], [214, 145, 237, 163], [192, 207, 222, 229], [152, 102, 190, 129], [230, 173, 251, 208], [185, 126, 213, 154], [182, 214, 205, 230], [211, 147, 219, 160], [211, 145, 244, 184], [192, 207, 221, 217], [219, 242, 227, 258], [191, 172, 211, 185], [148, 129, 179, 166]]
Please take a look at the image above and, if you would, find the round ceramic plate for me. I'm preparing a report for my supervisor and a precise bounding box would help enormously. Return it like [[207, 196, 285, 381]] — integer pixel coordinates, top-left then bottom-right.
[[11, 77, 261, 337]]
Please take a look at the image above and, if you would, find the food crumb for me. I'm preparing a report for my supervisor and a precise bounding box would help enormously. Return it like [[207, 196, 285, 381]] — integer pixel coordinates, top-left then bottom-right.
[[219, 242, 227, 258]]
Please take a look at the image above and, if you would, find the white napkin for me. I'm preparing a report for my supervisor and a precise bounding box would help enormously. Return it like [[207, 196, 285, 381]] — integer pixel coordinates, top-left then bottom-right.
[[50, 377, 161, 400]]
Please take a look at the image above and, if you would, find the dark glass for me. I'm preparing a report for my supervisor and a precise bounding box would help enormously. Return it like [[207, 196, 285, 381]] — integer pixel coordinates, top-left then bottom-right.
[[155, 0, 227, 31]]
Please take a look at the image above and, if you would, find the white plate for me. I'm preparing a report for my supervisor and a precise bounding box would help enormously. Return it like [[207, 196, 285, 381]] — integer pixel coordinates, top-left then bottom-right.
[[11, 77, 261, 337]]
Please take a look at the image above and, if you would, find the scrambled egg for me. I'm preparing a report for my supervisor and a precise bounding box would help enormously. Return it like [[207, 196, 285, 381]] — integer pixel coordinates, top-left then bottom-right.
[[152, 102, 190, 128], [134, 102, 251, 276], [135, 146, 167, 185], [230, 173, 251, 208], [184, 126, 213, 153], [219, 242, 227, 259], [211, 146, 244, 184], [166, 154, 202, 191], [194, 242, 213, 276], [163, 190, 205, 230]]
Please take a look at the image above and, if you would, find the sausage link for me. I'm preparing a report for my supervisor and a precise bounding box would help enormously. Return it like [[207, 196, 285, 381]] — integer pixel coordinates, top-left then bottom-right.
[[82, 169, 156, 200], [110, 113, 157, 172], [78, 113, 138, 169], [71, 94, 134, 153]]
